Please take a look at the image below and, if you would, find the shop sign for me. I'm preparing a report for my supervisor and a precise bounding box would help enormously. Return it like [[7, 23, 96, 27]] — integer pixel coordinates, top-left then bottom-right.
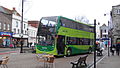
[[0, 32, 12, 37]]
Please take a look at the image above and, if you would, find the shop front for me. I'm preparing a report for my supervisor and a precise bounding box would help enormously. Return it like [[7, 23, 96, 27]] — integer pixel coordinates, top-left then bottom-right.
[[12, 34, 28, 47], [0, 32, 13, 47]]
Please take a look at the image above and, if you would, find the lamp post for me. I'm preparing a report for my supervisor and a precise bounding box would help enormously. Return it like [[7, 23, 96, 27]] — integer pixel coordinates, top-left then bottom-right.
[[108, 21, 110, 56], [20, 0, 24, 53], [94, 19, 96, 68]]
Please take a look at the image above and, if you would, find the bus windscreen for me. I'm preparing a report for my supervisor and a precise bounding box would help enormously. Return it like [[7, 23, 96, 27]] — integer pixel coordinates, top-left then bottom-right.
[[37, 16, 58, 46]]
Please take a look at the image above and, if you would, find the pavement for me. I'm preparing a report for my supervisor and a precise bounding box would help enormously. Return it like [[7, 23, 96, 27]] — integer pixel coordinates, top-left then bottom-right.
[[97, 53, 120, 68], [0, 48, 120, 68]]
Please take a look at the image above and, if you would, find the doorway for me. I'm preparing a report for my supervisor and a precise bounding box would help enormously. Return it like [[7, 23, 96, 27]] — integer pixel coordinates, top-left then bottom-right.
[[57, 35, 65, 54]]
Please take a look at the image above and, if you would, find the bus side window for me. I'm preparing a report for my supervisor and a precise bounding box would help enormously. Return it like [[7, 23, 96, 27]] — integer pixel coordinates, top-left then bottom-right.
[[66, 37, 73, 45], [76, 38, 80, 45], [80, 39, 83, 45]]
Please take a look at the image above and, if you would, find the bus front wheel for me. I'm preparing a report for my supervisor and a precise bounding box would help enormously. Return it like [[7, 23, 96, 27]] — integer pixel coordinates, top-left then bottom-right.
[[66, 49, 72, 56]]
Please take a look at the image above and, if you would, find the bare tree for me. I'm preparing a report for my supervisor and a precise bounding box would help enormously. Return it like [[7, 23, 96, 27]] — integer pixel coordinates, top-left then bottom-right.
[[75, 16, 89, 24]]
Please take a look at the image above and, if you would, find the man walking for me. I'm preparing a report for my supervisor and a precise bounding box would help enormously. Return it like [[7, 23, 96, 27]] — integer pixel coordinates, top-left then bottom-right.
[[116, 42, 120, 56]]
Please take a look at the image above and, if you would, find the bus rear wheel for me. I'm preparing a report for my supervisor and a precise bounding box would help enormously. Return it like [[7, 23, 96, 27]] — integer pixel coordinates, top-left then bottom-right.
[[66, 49, 72, 56]]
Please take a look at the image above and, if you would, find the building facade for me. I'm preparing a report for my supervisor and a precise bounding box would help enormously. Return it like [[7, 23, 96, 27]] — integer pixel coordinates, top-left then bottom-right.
[[28, 24, 37, 43], [111, 5, 120, 44], [0, 6, 28, 47], [12, 8, 28, 47], [28, 21, 39, 44], [0, 6, 13, 47], [100, 24, 108, 40]]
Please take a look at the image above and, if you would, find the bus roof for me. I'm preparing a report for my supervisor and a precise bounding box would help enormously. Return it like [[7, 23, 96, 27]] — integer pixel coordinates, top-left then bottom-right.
[[59, 16, 94, 27], [41, 16, 94, 27]]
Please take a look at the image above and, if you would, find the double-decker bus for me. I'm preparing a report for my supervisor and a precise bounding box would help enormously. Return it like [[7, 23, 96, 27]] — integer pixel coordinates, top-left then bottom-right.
[[35, 16, 94, 56]]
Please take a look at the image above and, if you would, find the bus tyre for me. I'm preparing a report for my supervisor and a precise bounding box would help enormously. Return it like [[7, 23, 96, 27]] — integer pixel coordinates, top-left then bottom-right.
[[88, 47, 92, 54], [66, 49, 72, 56]]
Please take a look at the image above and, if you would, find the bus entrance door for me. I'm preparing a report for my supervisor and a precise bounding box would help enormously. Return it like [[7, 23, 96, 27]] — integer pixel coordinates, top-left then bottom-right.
[[57, 35, 65, 55]]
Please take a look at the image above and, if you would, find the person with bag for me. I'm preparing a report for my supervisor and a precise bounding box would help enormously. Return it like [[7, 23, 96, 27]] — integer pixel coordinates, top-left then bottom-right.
[[9, 43, 14, 48]]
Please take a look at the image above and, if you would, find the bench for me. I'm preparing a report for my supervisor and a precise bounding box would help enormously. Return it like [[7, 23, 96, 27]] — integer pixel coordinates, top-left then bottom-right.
[[0, 56, 9, 68], [70, 55, 88, 68]]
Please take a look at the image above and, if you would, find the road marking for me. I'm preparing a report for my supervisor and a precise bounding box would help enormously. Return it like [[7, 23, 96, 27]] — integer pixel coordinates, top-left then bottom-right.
[[87, 51, 107, 68], [91, 54, 107, 68], [0, 51, 17, 55]]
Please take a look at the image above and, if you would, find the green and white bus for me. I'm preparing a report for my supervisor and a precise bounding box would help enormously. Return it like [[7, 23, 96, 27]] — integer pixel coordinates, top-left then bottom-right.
[[35, 16, 94, 56]]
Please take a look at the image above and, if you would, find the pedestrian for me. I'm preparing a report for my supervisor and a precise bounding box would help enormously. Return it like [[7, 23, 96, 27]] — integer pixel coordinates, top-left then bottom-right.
[[96, 40, 105, 56], [96, 42, 102, 56], [116, 42, 120, 56], [104, 41, 108, 50], [31, 42, 34, 50], [9, 43, 14, 48], [110, 44, 115, 55], [99, 40, 105, 51]]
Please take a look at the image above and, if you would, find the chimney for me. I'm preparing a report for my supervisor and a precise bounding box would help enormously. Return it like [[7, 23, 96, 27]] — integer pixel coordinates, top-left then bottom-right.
[[13, 7, 15, 10]]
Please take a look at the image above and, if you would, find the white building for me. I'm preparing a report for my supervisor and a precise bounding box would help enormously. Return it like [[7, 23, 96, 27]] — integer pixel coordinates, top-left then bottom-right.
[[12, 8, 28, 46], [96, 23, 101, 40], [28, 24, 37, 43], [100, 24, 108, 40]]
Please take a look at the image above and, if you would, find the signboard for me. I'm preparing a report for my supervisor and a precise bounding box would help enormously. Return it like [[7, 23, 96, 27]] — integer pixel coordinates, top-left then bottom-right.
[[102, 38, 109, 40], [0, 32, 12, 37]]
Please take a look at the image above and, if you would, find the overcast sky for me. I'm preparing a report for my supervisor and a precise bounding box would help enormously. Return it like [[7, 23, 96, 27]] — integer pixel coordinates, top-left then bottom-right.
[[0, 0, 120, 25]]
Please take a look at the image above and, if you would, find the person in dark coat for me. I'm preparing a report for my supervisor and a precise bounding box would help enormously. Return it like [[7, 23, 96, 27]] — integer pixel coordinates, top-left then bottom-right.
[[110, 44, 115, 55], [116, 42, 120, 56]]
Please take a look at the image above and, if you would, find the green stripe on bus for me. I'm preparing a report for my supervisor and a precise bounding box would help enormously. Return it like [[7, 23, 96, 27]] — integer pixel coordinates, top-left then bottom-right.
[[66, 45, 93, 54], [58, 26, 94, 39]]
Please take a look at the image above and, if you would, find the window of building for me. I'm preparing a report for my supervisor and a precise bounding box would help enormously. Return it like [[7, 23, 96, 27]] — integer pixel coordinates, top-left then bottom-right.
[[104, 29, 106, 33], [0, 22, 1, 29], [3, 24, 6, 30], [24, 24, 26, 29], [16, 21, 18, 27], [25, 31, 27, 34], [7, 24, 10, 30], [105, 35, 107, 38], [14, 28, 16, 33], [116, 9, 120, 14], [18, 29, 19, 33]]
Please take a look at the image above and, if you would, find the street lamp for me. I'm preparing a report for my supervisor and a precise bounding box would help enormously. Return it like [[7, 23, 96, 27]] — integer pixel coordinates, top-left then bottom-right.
[[89, 19, 97, 68], [20, 0, 24, 53], [94, 19, 96, 68], [108, 21, 110, 56]]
